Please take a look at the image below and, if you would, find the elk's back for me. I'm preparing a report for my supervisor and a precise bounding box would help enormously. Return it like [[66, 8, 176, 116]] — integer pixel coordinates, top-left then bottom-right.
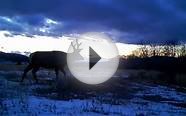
[[30, 51, 67, 68]]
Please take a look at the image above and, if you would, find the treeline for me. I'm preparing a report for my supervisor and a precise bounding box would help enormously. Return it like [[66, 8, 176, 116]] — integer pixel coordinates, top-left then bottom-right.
[[119, 41, 186, 73], [119, 56, 186, 73], [128, 42, 186, 58]]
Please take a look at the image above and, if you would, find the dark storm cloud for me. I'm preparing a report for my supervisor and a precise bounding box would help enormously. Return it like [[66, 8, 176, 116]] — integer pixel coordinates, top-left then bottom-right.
[[0, 0, 186, 43], [0, 15, 46, 32], [0, 17, 23, 32]]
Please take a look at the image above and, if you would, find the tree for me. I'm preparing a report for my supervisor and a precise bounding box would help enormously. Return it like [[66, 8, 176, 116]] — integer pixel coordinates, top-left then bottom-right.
[[139, 45, 149, 58], [177, 43, 186, 57], [162, 41, 177, 57], [149, 44, 162, 57]]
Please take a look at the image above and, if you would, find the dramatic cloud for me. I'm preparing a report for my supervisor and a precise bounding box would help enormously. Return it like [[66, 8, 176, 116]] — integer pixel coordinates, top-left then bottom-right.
[[0, 0, 186, 43]]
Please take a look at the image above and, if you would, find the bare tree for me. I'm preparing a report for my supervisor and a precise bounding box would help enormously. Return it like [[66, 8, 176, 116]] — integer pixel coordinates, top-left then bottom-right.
[[177, 43, 186, 57], [161, 41, 177, 57], [149, 44, 162, 57], [137, 41, 150, 58]]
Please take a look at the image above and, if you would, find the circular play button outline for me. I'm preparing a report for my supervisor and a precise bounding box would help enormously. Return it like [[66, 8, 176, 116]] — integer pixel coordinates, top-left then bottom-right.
[[67, 32, 119, 85]]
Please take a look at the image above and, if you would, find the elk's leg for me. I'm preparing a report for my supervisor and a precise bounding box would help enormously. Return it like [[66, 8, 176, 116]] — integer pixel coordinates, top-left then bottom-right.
[[60, 68, 66, 77], [21, 64, 33, 82], [32, 67, 39, 83], [55, 68, 59, 81]]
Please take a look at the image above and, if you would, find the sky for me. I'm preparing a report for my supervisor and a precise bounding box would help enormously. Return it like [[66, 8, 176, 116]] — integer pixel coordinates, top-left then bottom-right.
[[0, 0, 186, 54], [0, 31, 138, 56]]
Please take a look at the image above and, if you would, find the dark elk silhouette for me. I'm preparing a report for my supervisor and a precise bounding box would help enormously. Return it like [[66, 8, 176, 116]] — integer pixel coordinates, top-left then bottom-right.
[[21, 39, 83, 83]]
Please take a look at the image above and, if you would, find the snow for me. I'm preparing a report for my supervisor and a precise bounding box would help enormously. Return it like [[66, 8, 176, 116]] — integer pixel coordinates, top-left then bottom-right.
[[0, 70, 186, 115]]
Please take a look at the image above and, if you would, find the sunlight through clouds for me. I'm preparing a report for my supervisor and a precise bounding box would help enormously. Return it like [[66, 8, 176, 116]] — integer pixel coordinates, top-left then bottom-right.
[[0, 31, 71, 54], [0, 31, 138, 56]]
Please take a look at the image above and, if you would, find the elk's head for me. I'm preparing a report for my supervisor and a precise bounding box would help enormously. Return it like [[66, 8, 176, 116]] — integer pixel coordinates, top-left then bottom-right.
[[70, 39, 84, 60]]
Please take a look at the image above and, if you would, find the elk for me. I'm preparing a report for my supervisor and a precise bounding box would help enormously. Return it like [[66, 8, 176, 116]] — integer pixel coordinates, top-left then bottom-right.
[[21, 39, 83, 83]]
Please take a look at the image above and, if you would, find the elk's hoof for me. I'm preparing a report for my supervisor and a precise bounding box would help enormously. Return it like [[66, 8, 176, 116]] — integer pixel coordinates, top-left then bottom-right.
[[35, 81, 38, 84], [20, 79, 23, 83], [19, 80, 25, 85]]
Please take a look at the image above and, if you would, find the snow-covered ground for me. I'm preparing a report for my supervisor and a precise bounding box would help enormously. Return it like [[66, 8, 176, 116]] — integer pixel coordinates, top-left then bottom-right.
[[0, 70, 186, 115]]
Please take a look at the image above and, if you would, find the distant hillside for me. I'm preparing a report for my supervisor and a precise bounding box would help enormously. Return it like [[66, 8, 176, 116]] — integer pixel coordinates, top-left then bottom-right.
[[119, 56, 186, 73], [0, 52, 29, 64]]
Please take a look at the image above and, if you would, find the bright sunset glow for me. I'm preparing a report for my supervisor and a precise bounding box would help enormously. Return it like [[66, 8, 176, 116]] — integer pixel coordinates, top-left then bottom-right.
[[0, 31, 138, 56]]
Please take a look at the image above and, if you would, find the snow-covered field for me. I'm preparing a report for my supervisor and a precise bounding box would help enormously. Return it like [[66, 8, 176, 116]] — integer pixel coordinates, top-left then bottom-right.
[[0, 69, 186, 115]]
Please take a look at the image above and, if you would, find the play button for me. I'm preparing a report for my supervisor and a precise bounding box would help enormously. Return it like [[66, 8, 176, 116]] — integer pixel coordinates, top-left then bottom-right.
[[67, 32, 119, 85], [89, 47, 101, 70]]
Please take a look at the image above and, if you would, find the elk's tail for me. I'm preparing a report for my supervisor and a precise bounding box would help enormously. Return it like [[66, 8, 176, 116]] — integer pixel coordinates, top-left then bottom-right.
[[29, 53, 34, 63]]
